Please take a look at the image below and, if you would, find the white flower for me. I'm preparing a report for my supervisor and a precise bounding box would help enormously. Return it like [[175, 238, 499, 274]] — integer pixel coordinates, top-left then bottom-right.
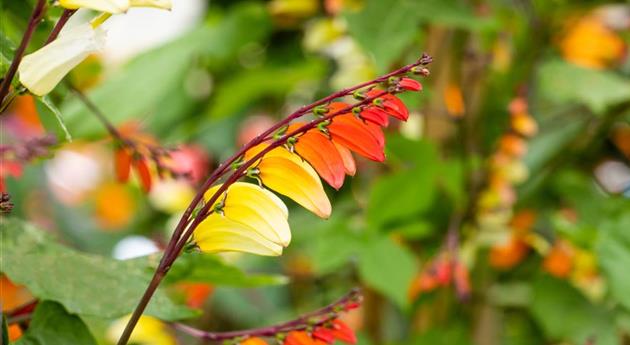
[[18, 23, 106, 96], [59, 0, 130, 13]]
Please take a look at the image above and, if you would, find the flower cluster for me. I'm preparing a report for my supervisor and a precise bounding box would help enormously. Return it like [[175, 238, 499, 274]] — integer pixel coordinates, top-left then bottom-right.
[[0, 134, 57, 192], [408, 252, 471, 301], [192, 73, 427, 256]]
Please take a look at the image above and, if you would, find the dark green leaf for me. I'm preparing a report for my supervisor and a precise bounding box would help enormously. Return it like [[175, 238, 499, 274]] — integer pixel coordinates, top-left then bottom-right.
[[0, 218, 196, 320], [14, 301, 97, 345], [166, 252, 288, 287], [35, 96, 72, 142]]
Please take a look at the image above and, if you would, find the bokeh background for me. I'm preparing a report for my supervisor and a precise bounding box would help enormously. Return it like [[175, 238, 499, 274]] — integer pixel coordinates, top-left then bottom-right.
[[2, 0, 630, 344]]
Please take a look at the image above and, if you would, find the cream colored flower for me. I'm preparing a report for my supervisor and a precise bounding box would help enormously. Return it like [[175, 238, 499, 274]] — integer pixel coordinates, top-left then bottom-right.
[[59, 0, 130, 13], [130, 0, 172, 10], [18, 23, 106, 96]]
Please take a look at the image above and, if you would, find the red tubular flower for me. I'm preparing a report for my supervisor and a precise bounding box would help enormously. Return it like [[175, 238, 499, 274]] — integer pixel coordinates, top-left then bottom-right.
[[114, 147, 132, 182], [453, 261, 471, 300], [326, 102, 385, 162], [133, 157, 152, 193], [360, 107, 389, 127], [284, 331, 315, 345], [312, 327, 335, 344], [330, 319, 357, 345], [399, 77, 423, 91], [289, 123, 346, 190], [367, 90, 409, 121]]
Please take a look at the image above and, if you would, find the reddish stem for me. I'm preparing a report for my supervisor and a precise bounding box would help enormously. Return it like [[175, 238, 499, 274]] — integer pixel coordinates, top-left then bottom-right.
[[0, 0, 47, 105], [45, 9, 77, 44], [173, 288, 361, 341]]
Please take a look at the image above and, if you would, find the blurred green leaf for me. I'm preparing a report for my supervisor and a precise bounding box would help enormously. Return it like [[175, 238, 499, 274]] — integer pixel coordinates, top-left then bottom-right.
[[2, 314, 8, 345], [411, 324, 474, 345], [61, 3, 272, 138], [166, 252, 288, 287], [391, 221, 433, 240], [14, 301, 97, 345], [206, 59, 326, 119], [0, 30, 16, 76], [412, 0, 496, 31], [345, 0, 419, 72], [358, 235, 417, 308], [0, 218, 196, 320], [367, 139, 437, 228], [530, 275, 618, 345], [309, 216, 361, 275], [597, 213, 630, 312], [538, 60, 630, 115], [36, 96, 72, 142]]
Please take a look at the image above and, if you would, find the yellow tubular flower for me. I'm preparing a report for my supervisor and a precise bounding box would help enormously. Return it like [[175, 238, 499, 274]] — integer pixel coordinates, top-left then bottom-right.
[[246, 145, 332, 219], [130, 0, 172, 10], [18, 23, 106, 96], [194, 215, 284, 256], [59, 0, 130, 13], [107, 315, 175, 345], [204, 182, 291, 246]]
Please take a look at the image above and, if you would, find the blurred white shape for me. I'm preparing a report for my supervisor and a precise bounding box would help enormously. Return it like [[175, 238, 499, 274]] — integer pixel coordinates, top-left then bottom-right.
[[594, 160, 630, 194], [112, 235, 160, 259], [45, 149, 103, 204], [148, 179, 195, 214], [101, 0, 206, 64], [400, 112, 424, 140]]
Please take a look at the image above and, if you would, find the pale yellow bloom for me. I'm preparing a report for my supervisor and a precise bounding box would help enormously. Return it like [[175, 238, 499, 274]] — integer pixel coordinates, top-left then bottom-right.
[[107, 315, 175, 345], [193, 182, 290, 256], [59, 0, 130, 13], [246, 145, 332, 218], [130, 0, 172, 10], [18, 23, 105, 96]]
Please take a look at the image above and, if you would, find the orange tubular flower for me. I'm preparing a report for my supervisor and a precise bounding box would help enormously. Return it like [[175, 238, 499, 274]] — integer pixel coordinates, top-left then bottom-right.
[[326, 102, 385, 162], [334, 142, 356, 176], [289, 122, 346, 190], [133, 157, 152, 193], [360, 107, 389, 127], [284, 331, 316, 345], [241, 337, 269, 345], [245, 144, 332, 218], [312, 327, 336, 344], [114, 147, 132, 182]]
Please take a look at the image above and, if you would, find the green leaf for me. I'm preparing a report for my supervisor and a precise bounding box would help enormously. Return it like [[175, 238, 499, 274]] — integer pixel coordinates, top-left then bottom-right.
[[345, 0, 419, 72], [0, 218, 195, 320], [358, 236, 417, 308], [205, 60, 326, 119], [166, 252, 288, 287], [530, 275, 618, 345], [597, 213, 630, 312], [367, 139, 437, 228], [60, 3, 272, 138], [2, 313, 9, 345], [0, 31, 16, 76], [14, 301, 97, 345], [537, 60, 630, 114], [412, 0, 497, 31], [35, 96, 72, 142]]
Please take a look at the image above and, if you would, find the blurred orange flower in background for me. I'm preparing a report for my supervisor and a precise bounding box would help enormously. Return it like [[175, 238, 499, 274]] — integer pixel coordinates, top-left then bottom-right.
[[559, 14, 625, 69]]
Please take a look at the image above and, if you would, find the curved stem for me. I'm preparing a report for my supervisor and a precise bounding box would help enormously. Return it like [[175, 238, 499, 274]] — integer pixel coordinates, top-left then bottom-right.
[[45, 9, 77, 44], [173, 288, 361, 341], [0, 0, 47, 105]]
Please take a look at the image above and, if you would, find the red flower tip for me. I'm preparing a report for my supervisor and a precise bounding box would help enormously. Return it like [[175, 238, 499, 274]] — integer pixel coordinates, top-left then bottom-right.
[[360, 107, 389, 127], [313, 327, 336, 344], [114, 148, 132, 183], [367, 90, 409, 121], [399, 77, 422, 92], [133, 157, 152, 193], [343, 301, 361, 311], [330, 319, 357, 345]]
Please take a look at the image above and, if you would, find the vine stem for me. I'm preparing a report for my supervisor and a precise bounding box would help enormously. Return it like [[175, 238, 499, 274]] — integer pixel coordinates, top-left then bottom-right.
[[116, 54, 432, 345], [45, 9, 77, 44], [173, 288, 362, 341], [0, 0, 47, 105]]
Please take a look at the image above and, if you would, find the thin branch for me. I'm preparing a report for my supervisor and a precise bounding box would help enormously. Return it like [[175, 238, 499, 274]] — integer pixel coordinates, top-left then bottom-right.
[[0, 0, 47, 105], [45, 9, 77, 44], [173, 288, 362, 342], [69, 85, 124, 141]]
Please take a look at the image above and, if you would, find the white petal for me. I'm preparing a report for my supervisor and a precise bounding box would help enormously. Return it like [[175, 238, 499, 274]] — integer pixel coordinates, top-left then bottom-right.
[[129, 0, 172, 10], [18, 23, 106, 96], [58, 0, 130, 13]]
